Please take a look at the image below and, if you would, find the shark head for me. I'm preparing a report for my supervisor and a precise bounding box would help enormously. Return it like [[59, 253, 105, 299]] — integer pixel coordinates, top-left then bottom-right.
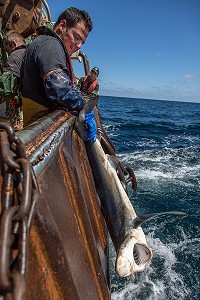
[[115, 228, 153, 277]]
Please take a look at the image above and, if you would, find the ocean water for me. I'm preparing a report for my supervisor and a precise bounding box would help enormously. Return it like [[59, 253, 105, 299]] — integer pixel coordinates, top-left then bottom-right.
[[1, 96, 199, 299], [98, 96, 200, 300]]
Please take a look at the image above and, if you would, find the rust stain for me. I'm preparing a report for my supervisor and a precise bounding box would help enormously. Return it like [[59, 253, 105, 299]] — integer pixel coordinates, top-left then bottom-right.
[[27, 224, 64, 299], [25, 113, 74, 156], [59, 141, 107, 300], [74, 132, 108, 247], [4, 187, 13, 194]]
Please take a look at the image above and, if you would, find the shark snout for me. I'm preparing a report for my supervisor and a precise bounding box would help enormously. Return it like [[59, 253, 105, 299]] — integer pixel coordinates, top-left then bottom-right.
[[115, 231, 153, 277]]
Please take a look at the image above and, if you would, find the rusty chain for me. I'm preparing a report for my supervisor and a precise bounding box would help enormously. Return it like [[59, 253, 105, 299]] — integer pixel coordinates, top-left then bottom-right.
[[0, 120, 39, 300]]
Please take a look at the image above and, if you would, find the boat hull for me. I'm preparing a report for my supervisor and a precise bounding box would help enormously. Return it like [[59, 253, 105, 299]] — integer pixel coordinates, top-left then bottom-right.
[[16, 111, 110, 299]]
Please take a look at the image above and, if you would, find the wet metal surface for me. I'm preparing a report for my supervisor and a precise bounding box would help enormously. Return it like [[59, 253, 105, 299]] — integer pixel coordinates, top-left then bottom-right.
[[16, 110, 110, 299]]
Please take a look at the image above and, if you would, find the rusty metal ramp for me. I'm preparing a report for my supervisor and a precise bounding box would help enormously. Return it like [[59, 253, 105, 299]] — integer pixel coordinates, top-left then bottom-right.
[[0, 110, 110, 299]]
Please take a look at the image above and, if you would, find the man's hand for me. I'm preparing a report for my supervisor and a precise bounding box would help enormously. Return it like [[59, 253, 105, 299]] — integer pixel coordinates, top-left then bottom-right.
[[78, 96, 98, 123]]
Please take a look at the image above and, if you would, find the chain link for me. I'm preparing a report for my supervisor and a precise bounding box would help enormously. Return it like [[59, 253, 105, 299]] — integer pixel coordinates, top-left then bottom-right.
[[0, 120, 39, 299]]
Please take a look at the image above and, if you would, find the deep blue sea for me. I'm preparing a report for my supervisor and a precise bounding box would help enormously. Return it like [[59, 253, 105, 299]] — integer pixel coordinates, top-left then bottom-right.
[[98, 96, 200, 300]]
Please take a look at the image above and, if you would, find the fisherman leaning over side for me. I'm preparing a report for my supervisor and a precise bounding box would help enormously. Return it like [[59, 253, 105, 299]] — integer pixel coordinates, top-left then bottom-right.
[[0, 30, 26, 130], [21, 7, 97, 142]]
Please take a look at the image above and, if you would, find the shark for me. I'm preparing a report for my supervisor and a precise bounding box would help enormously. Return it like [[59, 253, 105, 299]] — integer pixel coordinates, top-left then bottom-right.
[[75, 107, 186, 277]]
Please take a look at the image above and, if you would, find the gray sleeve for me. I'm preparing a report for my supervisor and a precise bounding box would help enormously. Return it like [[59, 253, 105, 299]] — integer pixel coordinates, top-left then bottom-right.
[[36, 38, 67, 75]]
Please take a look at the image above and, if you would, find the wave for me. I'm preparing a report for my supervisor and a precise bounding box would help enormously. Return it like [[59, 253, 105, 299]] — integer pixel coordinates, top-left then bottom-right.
[[118, 147, 200, 186], [100, 96, 200, 299], [111, 221, 200, 300]]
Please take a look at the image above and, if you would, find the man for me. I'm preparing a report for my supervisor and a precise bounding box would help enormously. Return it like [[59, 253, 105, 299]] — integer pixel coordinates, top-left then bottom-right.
[[0, 30, 26, 130], [21, 7, 96, 141], [78, 67, 99, 99], [77, 67, 99, 141]]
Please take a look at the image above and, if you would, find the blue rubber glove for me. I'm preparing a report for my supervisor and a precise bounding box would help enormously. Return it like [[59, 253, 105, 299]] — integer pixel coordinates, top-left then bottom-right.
[[85, 110, 97, 142]]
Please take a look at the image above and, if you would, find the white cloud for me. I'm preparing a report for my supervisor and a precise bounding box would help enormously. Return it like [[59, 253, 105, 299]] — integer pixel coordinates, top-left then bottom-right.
[[184, 74, 193, 79]]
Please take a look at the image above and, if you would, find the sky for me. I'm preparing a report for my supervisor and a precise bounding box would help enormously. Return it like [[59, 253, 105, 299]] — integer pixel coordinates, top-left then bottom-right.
[[45, 0, 200, 103]]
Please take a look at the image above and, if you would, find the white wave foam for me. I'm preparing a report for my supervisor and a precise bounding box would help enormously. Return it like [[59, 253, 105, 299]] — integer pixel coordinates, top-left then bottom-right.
[[111, 231, 193, 300], [118, 147, 200, 186]]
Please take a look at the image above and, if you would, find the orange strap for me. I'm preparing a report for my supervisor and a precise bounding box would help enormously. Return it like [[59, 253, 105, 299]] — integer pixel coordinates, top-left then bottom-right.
[[66, 56, 74, 88], [81, 76, 98, 95]]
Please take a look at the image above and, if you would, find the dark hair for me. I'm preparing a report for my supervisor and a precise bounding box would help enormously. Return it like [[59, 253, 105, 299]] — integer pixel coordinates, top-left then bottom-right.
[[3, 29, 25, 46], [54, 7, 93, 32]]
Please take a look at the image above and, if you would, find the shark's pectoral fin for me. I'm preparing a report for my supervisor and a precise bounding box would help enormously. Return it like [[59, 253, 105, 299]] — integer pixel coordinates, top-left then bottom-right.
[[133, 211, 187, 228]]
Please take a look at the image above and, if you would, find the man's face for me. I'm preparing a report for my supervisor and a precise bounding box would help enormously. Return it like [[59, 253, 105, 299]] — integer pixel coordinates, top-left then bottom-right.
[[58, 20, 89, 56], [89, 70, 98, 82]]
